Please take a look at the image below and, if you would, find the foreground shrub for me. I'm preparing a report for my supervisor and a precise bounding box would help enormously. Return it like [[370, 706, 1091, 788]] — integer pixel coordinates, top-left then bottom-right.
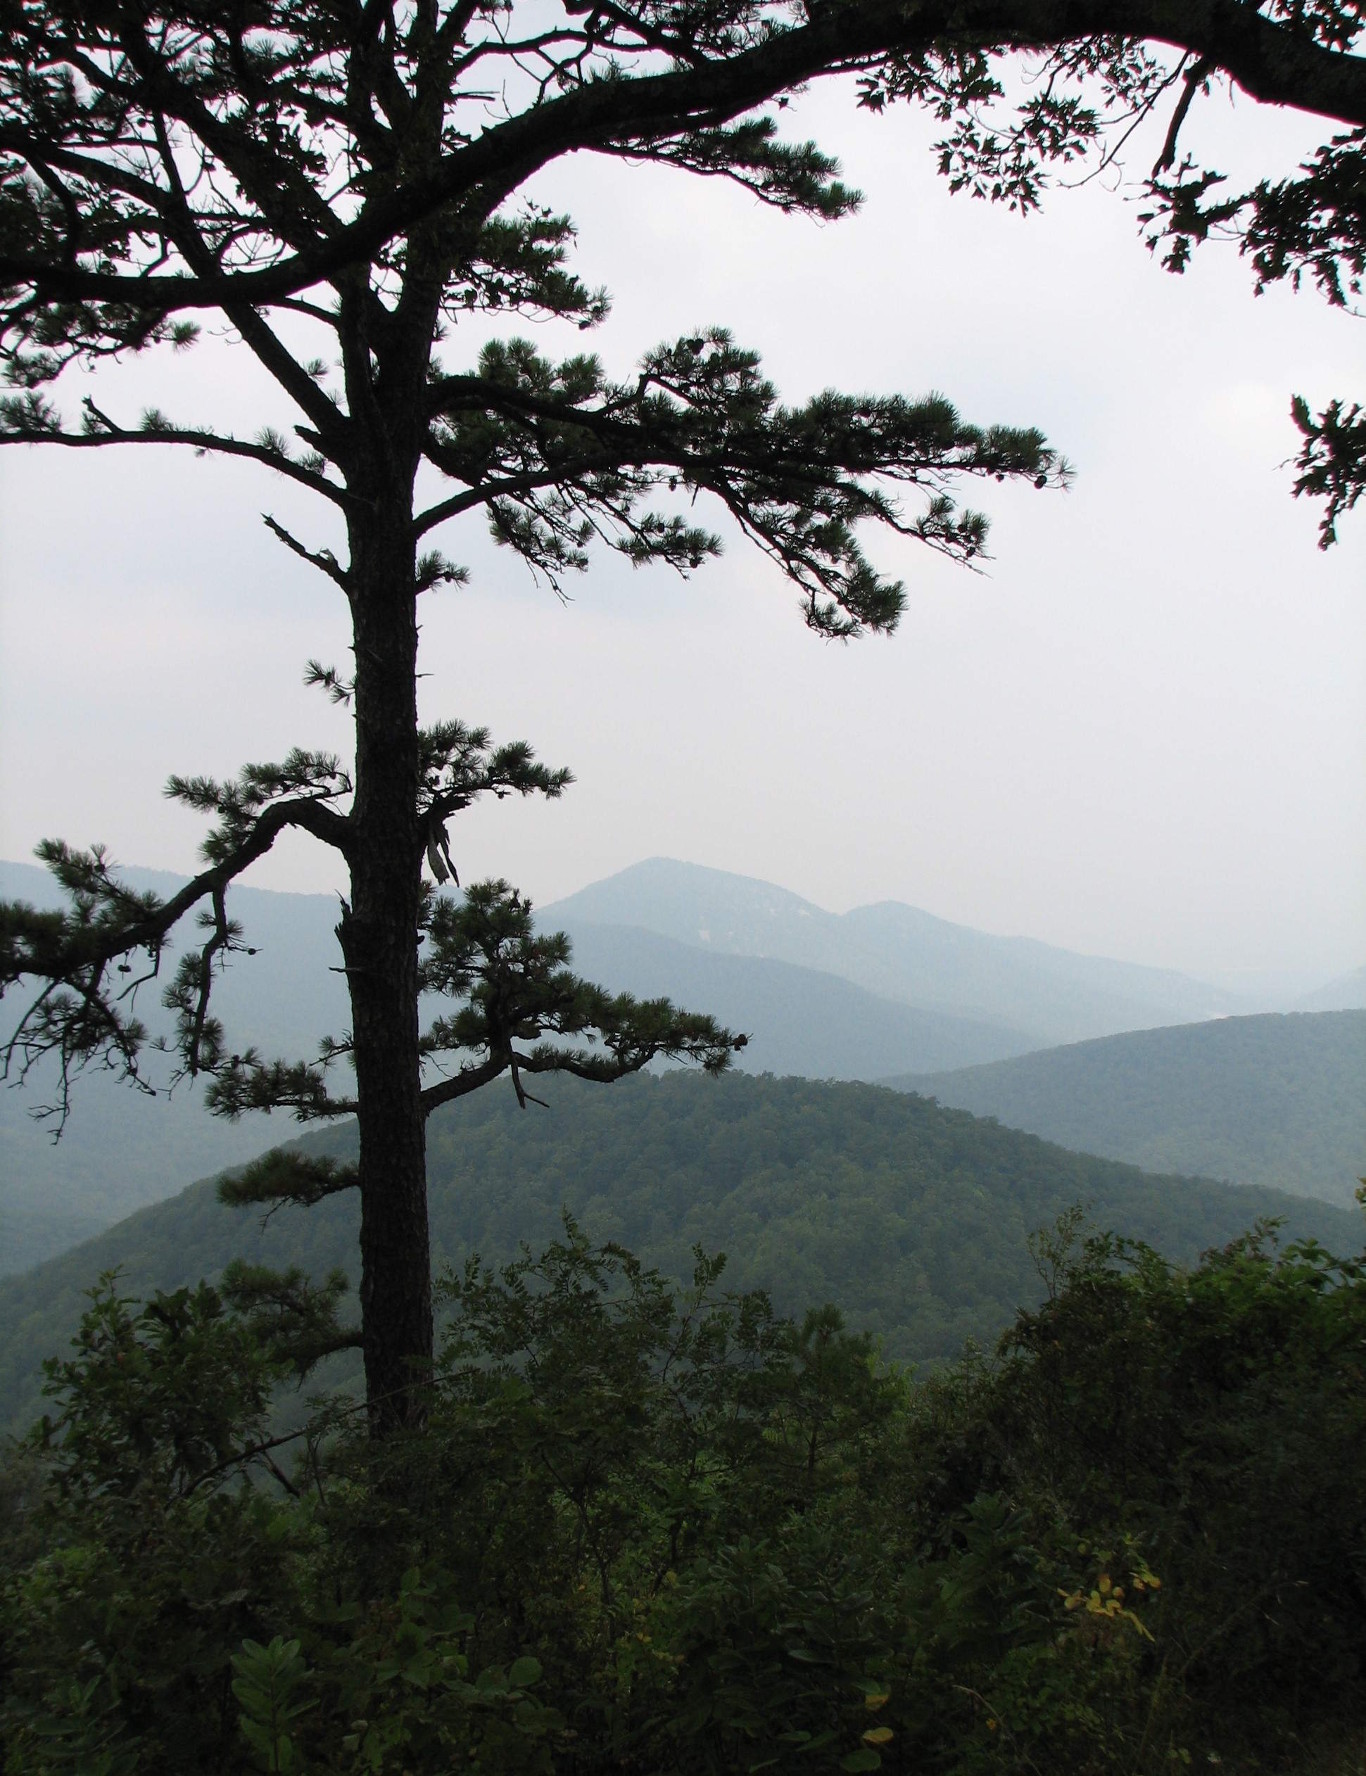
[[2, 1215, 1364, 1772]]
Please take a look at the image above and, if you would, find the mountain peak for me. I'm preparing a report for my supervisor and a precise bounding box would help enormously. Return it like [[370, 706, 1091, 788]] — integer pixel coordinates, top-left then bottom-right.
[[542, 857, 1239, 1046]]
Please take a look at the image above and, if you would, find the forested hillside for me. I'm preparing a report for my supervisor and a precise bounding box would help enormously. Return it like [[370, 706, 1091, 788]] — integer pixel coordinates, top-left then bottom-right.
[[892, 1011, 1366, 1205], [1, 1082, 280, 1274], [0, 861, 1026, 1267], [6, 855, 1359, 1276], [2, 1072, 1357, 1434]]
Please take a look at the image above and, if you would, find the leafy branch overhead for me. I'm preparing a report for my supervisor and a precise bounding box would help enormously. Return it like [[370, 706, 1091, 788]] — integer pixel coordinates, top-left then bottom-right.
[[2, 1, 1361, 543], [424, 331, 1066, 634], [860, 28, 1364, 539], [1, 0, 1363, 319]]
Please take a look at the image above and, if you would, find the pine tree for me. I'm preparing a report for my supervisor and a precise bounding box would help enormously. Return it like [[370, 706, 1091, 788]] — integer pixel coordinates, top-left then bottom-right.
[[1, 0, 1361, 1429]]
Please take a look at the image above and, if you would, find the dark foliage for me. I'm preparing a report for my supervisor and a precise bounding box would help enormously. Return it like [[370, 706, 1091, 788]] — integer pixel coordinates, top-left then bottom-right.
[[4, 1213, 1366, 1771]]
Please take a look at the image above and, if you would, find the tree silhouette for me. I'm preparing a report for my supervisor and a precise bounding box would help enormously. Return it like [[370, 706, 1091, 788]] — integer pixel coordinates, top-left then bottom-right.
[[1, 0, 1360, 1428]]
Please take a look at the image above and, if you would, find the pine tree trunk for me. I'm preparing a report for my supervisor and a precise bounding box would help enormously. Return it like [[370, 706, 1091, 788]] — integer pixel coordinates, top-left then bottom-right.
[[341, 510, 432, 1433]]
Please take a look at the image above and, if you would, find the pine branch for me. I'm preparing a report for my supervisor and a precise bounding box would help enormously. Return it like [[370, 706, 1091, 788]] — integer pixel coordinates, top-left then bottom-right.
[[0, 396, 349, 505], [1, 780, 352, 1127], [219, 1149, 360, 1215], [421, 332, 1065, 634], [417, 880, 745, 1116], [219, 1259, 361, 1381], [202, 1050, 358, 1121], [3, 0, 1362, 319]]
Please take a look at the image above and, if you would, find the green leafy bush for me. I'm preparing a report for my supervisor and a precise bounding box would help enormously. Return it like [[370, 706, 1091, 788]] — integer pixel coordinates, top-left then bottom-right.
[[3, 1214, 1366, 1773]]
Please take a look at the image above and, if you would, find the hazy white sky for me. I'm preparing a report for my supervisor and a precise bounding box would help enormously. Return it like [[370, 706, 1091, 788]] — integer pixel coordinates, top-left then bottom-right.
[[1, 74, 1362, 990]]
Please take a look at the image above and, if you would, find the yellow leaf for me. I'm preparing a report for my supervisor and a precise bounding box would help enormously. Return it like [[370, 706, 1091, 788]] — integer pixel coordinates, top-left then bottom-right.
[[864, 1693, 890, 1712], [862, 1727, 894, 1746], [1098, 1574, 1112, 1594]]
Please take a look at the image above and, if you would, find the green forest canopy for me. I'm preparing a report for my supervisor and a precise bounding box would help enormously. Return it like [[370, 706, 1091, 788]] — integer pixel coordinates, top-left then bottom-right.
[[2, 1072, 1358, 1433]]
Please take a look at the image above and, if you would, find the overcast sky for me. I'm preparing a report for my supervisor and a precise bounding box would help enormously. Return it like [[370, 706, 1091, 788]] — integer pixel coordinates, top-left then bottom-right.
[[1, 74, 1362, 994]]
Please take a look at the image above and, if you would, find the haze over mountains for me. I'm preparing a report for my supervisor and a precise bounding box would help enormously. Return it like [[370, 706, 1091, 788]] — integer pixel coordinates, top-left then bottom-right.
[[1300, 965, 1366, 1013], [2, 855, 1361, 1273], [541, 859, 1249, 1047], [558, 924, 1034, 1077]]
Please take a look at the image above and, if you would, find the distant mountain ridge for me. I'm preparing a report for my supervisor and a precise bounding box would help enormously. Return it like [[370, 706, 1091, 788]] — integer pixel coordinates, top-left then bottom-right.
[[889, 1011, 1366, 1207], [560, 923, 1036, 1078], [543, 858, 1245, 1046], [1299, 965, 1366, 1014], [4, 855, 1359, 1272]]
